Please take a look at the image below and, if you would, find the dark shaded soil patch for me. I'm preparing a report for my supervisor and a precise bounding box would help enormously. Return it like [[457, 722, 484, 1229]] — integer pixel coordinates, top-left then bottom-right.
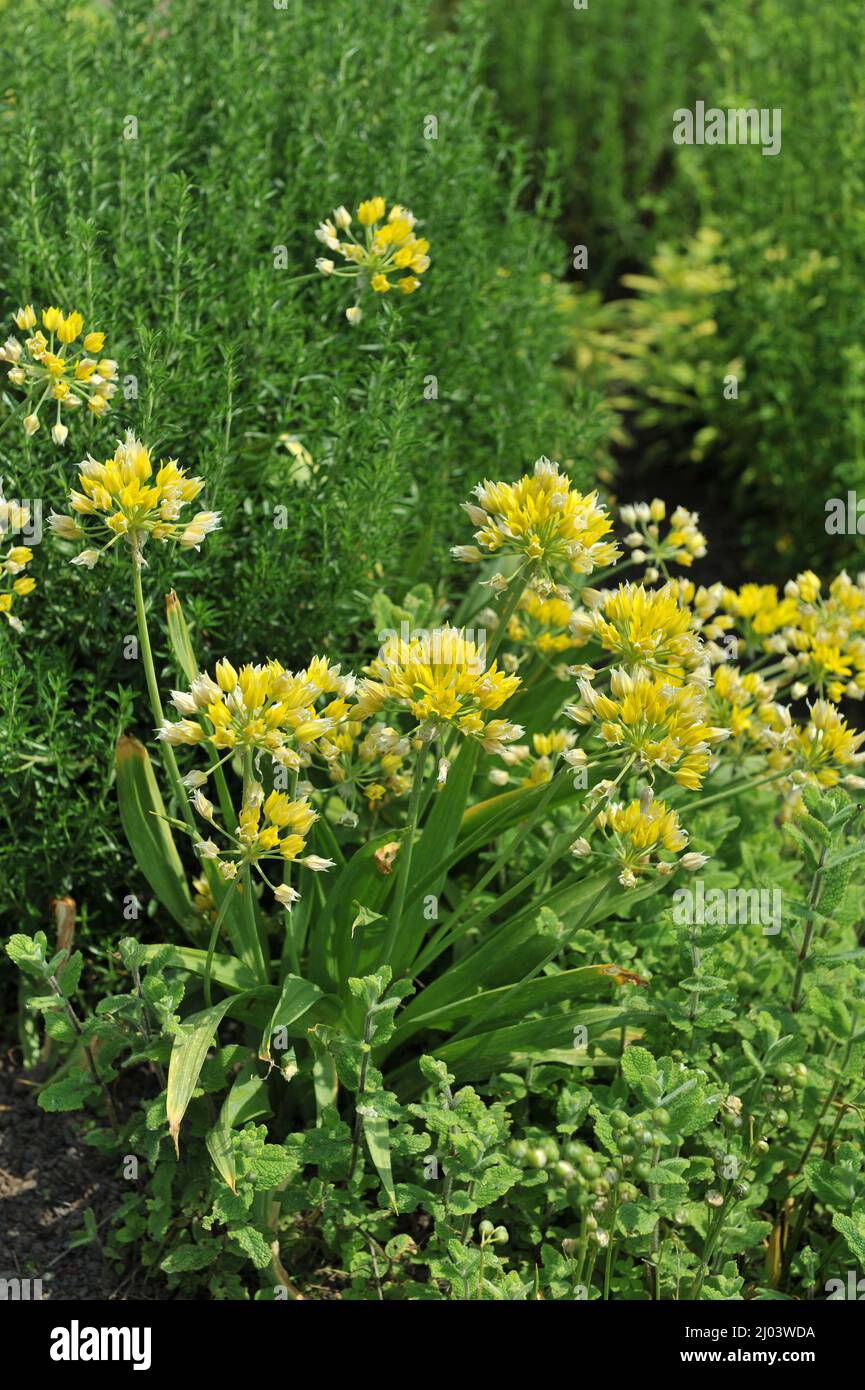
[[0, 1054, 155, 1300]]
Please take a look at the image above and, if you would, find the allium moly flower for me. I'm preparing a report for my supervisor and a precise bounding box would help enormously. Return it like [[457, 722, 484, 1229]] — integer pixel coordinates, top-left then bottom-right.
[[320, 720, 413, 810], [190, 782, 330, 907], [787, 699, 865, 788], [507, 585, 587, 663], [707, 664, 779, 740], [316, 199, 430, 318], [518, 729, 577, 787], [780, 570, 865, 703], [619, 499, 707, 569], [0, 494, 35, 634], [1, 304, 118, 441], [588, 796, 689, 887], [453, 458, 619, 580], [570, 665, 730, 789], [48, 432, 219, 565], [721, 582, 799, 653], [587, 582, 707, 679], [353, 625, 523, 750], [160, 655, 351, 769]]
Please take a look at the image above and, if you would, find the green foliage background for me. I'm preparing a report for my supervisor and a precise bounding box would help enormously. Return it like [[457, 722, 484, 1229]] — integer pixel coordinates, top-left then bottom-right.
[[480, 0, 865, 571]]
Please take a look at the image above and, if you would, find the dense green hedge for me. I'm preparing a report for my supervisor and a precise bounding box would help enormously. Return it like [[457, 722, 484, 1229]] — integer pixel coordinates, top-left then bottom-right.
[[481, 0, 865, 572]]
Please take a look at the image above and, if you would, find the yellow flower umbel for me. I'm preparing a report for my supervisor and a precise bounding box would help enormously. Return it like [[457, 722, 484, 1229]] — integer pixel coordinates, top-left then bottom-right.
[[353, 625, 523, 752], [571, 665, 729, 789], [706, 663, 779, 741], [453, 457, 619, 581], [586, 581, 707, 679], [581, 794, 689, 889], [781, 571, 865, 703], [190, 782, 331, 908], [787, 699, 865, 789], [619, 499, 707, 572], [1, 304, 118, 442], [48, 432, 220, 566], [518, 729, 578, 787], [160, 655, 351, 771], [507, 585, 587, 671], [320, 720, 412, 815], [721, 582, 798, 655], [0, 494, 36, 635], [315, 200, 430, 322]]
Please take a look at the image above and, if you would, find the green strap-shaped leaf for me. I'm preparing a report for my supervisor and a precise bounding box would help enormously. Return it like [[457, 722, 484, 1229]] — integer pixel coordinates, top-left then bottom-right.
[[361, 1110, 398, 1212], [139, 943, 258, 991], [165, 589, 199, 683], [205, 1115, 237, 1193], [115, 736, 198, 937], [388, 1005, 640, 1096], [391, 963, 622, 1045], [167, 994, 252, 1153]]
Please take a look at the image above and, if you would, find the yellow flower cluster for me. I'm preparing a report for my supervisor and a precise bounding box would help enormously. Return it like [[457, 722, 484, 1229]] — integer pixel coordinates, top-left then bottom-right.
[[582, 581, 707, 679], [507, 586, 586, 670], [48, 433, 219, 566], [320, 720, 412, 813], [191, 782, 331, 906], [720, 582, 799, 653], [1, 305, 118, 443], [353, 625, 522, 751], [161, 655, 351, 771], [453, 457, 619, 580], [718, 572, 865, 702], [619, 499, 707, 572], [0, 495, 35, 634], [767, 699, 865, 791], [570, 665, 729, 789], [706, 663, 779, 740], [315, 199, 430, 322], [573, 794, 690, 889], [518, 729, 578, 787]]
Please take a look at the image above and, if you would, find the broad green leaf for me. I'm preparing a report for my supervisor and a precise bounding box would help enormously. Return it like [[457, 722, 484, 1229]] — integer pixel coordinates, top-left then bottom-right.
[[832, 1209, 865, 1265], [222, 1060, 272, 1128], [396, 872, 615, 1033], [390, 738, 481, 975], [227, 1225, 273, 1269], [388, 1005, 638, 1095], [390, 964, 621, 1045]]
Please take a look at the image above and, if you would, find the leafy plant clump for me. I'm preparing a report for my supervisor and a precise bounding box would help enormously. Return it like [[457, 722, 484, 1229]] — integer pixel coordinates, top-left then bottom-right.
[[6, 435, 865, 1298]]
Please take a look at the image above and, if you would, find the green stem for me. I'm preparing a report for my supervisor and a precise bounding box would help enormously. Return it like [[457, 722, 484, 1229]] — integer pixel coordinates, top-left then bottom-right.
[[203, 877, 241, 1008], [378, 741, 428, 967], [684, 767, 787, 814], [427, 754, 636, 978], [485, 565, 533, 661], [791, 847, 827, 1012]]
